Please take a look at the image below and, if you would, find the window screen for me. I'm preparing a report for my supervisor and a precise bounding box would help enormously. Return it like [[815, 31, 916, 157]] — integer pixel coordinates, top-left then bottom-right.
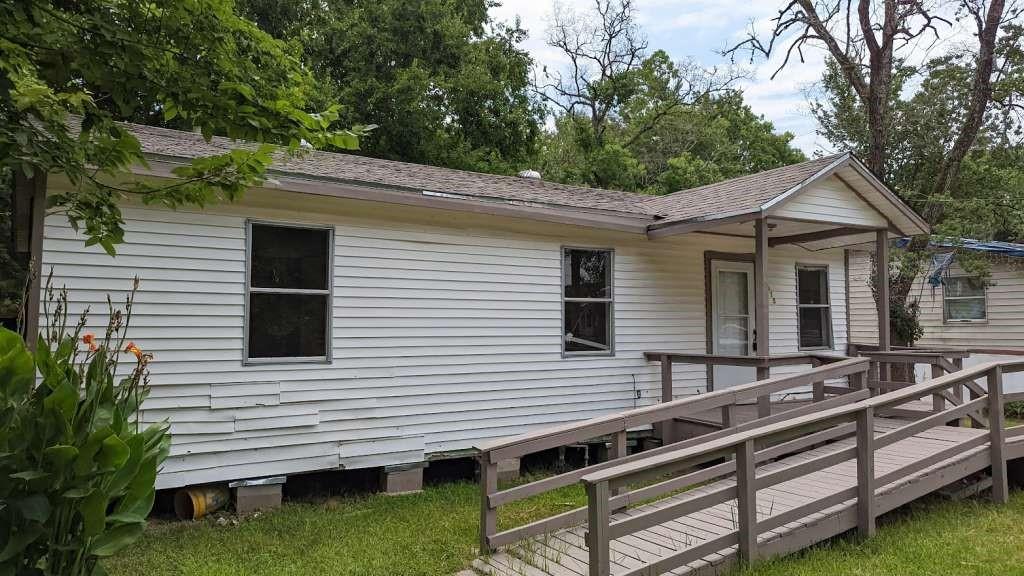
[[796, 266, 833, 349], [246, 223, 332, 360], [944, 277, 986, 321], [563, 248, 613, 354]]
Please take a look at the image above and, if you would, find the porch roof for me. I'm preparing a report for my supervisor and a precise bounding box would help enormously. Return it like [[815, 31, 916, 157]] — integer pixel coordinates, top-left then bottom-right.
[[114, 120, 928, 238]]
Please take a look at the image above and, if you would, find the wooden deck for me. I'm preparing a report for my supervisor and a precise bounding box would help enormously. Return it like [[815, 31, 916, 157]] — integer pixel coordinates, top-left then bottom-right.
[[468, 418, 998, 576], [465, 357, 1024, 576]]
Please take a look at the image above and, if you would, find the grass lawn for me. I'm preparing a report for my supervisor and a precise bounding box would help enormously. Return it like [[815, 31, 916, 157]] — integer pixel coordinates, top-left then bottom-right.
[[737, 492, 1024, 576], [105, 481, 1024, 576], [103, 479, 587, 576]]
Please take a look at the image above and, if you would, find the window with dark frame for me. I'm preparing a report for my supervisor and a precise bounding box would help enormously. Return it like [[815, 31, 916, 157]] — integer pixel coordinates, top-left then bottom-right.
[[562, 248, 613, 355], [246, 222, 332, 361], [796, 266, 833, 350], [944, 276, 986, 321]]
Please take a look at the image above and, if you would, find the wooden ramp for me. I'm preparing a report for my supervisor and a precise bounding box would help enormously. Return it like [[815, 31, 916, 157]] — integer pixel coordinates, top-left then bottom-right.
[[470, 419, 992, 576], [465, 358, 1024, 576]]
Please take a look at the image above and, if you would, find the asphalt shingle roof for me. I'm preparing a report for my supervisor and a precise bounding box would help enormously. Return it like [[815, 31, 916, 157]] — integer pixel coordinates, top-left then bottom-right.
[[643, 154, 847, 224], [128, 123, 652, 217], [122, 121, 856, 227]]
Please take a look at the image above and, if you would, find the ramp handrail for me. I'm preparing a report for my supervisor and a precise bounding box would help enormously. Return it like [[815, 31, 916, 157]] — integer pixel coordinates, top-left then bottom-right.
[[580, 359, 1024, 576], [473, 356, 869, 552]]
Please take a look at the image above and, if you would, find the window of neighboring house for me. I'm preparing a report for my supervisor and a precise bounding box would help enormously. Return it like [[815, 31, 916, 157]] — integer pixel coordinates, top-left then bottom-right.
[[796, 265, 833, 349], [562, 248, 613, 355], [246, 222, 332, 362], [944, 276, 987, 322]]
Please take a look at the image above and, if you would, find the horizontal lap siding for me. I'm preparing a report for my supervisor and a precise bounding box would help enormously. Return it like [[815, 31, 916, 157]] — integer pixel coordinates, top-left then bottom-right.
[[42, 197, 849, 488], [848, 250, 879, 346], [771, 176, 888, 228], [764, 246, 848, 393], [915, 262, 1024, 346], [42, 204, 701, 488]]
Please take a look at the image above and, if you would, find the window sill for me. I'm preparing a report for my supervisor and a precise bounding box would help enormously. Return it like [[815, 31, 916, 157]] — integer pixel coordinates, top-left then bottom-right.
[[798, 346, 834, 352], [243, 356, 332, 366], [943, 319, 988, 325], [562, 351, 615, 359]]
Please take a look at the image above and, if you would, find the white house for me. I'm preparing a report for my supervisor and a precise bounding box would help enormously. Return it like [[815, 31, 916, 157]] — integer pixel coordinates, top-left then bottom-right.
[[849, 239, 1024, 390], [35, 122, 928, 491]]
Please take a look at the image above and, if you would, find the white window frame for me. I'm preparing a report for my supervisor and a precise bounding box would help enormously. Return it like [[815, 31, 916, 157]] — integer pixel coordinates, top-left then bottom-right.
[[943, 276, 987, 323], [795, 264, 834, 351], [561, 247, 615, 357], [244, 219, 334, 364]]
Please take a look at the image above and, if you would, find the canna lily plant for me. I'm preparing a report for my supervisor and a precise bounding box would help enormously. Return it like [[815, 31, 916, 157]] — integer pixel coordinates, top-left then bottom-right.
[[0, 275, 169, 576]]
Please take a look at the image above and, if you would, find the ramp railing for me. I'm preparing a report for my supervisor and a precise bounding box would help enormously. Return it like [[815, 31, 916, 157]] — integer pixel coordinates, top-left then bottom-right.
[[473, 357, 870, 553], [581, 359, 1024, 576]]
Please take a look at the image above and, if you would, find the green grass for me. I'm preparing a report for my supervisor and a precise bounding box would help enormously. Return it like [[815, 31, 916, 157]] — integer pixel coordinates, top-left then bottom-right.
[[105, 483, 1024, 576], [104, 479, 586, 576], [735, 492, 1024, 576]]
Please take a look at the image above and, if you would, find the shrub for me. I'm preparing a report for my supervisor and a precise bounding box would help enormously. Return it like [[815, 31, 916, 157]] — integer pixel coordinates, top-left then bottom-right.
[[0, 278, 169, 576]]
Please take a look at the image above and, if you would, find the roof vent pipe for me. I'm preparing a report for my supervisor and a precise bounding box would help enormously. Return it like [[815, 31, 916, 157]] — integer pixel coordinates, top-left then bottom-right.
[[517, 169, 542, 180]]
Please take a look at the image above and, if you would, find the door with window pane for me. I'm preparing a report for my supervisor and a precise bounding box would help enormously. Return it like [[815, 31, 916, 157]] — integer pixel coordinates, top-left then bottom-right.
[[710, 260, 756, 388]]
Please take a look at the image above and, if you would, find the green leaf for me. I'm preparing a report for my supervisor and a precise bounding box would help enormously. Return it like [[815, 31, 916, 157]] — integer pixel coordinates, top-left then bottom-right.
[[12, 495, 50, 523], [76, 427, 114, 476], [0, 523, 44, 562], [0, 328, 34, 399], [43, 444, 80, 467], [106, 435, 143, 496], [63, 487, 95, 499], [10, 470, 49, 481], [43, 381, 77, 421], [97, 434, 130, 470], [80, 489, 108, 537], [88, 522, 144, 557]]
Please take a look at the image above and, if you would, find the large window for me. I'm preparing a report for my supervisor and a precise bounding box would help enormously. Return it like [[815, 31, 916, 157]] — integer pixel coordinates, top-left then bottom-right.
[[944, 276, 986, 322], [246, 222, 332, 362], [562, 248, 613, 355], [796, 265, 833, 350]]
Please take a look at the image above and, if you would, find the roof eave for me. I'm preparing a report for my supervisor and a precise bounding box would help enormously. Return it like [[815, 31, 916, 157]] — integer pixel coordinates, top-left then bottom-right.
[[645, 210, 763, 239]]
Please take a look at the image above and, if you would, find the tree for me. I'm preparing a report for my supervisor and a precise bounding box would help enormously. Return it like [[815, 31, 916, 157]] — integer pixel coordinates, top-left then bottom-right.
[[534, 1, 736, 176], [634, 92, 807, 194], [237, 0, 542, 174], [533, 0, 801, 192], [728, 0, 1024, 346], [0, 0, 369, 333], [539, 89, 806, 194]]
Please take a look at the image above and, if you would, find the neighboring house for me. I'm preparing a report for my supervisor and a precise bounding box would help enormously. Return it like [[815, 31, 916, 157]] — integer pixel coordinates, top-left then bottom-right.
[[37, 122, 927, 490], [849, 239, 1024, 390]]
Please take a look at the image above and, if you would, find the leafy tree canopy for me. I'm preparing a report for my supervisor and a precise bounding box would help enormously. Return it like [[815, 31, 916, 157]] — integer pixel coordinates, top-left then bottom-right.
[[532, 1, 804, 194], [811, 23, 1024, 242], [1, 0, 370, 255], [237, 0, 542, 174], [540, 89, 806, 194]]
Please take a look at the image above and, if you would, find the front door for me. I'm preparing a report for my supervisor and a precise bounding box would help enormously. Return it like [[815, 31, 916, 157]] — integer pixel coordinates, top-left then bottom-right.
[[710, 260, 756, 388]]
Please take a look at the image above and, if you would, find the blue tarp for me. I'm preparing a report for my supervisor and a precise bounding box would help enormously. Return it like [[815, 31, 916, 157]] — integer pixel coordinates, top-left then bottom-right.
[[892, 237, 1024, 286], [894, 237, 1024, 258]]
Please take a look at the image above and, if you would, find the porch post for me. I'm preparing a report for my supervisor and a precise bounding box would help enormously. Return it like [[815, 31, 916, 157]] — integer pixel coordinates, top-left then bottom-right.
[[754, 218, 769, 357], [14, 169, 47, 350], [754, 218, 771, 417], [875, 229, 890, 353]]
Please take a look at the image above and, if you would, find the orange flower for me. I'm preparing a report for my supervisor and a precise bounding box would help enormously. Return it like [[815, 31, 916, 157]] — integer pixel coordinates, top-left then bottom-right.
[[124, 341, 143, 361], [81, 333, 98, 352]]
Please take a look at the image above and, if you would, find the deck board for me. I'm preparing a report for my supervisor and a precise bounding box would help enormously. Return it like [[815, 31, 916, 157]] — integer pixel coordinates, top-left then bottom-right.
[[469, 417, 990, 576]]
